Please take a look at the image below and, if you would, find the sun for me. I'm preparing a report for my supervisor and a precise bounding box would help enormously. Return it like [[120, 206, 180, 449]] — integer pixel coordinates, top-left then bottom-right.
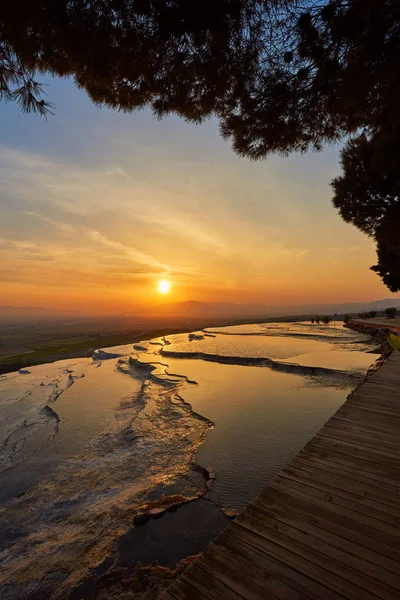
[[158, 279, 171, 294]]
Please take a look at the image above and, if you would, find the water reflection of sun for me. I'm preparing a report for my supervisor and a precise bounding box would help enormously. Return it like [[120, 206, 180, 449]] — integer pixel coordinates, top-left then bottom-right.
[[158, 280, 171, 294]]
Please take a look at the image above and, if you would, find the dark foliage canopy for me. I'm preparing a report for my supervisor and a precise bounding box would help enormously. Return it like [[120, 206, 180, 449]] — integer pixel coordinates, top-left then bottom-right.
[[332, 132, 400, 291], [1, 0, 400, 288], [2, 0, 400, 157], [373, 221, 400, 293]]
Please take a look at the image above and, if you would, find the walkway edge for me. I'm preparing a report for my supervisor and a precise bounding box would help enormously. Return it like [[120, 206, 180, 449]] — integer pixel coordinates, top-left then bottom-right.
[[161, 340, 400, 600]]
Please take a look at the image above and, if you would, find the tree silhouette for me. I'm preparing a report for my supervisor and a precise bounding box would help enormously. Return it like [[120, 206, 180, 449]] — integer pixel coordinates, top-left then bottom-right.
[[332, 131, 400, 290], [371, 218, 400, 292], [2, 1, 400, 156], [1, 1, 400, 286]]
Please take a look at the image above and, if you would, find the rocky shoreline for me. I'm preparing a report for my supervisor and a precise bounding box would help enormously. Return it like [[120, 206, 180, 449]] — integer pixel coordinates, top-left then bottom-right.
[[347, 319, 395, 358]]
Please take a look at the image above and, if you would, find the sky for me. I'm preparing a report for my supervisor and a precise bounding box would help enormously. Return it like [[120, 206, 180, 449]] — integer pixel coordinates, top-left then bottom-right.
[[1, 76, 399, 315]]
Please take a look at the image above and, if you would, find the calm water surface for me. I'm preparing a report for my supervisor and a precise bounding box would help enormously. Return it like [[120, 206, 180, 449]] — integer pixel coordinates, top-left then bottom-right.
[[0, 321, 376, 599]]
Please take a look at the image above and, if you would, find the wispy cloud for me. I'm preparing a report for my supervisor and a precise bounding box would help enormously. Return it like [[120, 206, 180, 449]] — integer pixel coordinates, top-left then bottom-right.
[[0, 147, 229, 256], [130, 208, 229, 254], [21, 211, 197, 277], [0, 235, 164, 287], [275, 248, 310, 258], [24, 211, 76, 234], [84, 228, 172, 272], [0, 139, 385, 309]]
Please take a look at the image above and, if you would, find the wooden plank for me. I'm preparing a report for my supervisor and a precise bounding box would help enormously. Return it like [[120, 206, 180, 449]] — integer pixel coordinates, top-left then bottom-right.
[[333, 400, 400, 417], [224, 523, 379, 600], [162, 349, 400, 600], [302, 441, 400, 481], [195, 539, 302, 600], [319, 426, 400, 456], [354, 381, 400, 393], [306, 436, 400, 470], [235, 509, 400, 596], [337, 409, 400, 425], [351, 388, 400, 403], [334, 405, 400, 428], [344, 400, 400, 417], [349, 394, 400, 408], [326, 416, 400, 442], [270, 477, 400, 529], [363, 380, 400, 392], [280, 462, 400, 513], [255, 487, 400, 551], [251, 491, 400, 567], [316, 428, 400, 460], [162, 592, 179, 600], [292, 454, 400, 495], [165, 580, 205, 600], [179, 564, 244, 600], [214, 529, 346, 600]]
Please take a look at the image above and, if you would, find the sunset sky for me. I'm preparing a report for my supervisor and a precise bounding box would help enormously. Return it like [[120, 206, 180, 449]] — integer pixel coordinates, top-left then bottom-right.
[[1, 76, 399, 314]]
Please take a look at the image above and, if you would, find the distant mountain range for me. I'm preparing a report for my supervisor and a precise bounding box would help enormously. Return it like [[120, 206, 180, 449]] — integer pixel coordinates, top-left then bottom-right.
[[144, 298, 400, 319], [0, 305, 68, 317], [1, 297, 400, 320]]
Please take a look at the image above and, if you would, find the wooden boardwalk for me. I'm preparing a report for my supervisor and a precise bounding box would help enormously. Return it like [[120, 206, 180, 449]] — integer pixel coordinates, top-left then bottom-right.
[[162, 350, 400, 600]]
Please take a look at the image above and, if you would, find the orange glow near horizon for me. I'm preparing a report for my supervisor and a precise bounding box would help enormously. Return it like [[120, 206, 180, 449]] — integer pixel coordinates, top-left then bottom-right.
[[1, 79, 400, 315]]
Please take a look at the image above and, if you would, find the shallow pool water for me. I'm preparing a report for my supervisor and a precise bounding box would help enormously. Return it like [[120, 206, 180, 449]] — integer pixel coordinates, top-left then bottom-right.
[[0, 321, 376, 599]]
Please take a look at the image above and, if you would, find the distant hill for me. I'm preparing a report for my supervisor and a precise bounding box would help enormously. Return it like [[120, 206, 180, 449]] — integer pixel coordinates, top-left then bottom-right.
[[147, 301, 269, 318], [0, 306, 67, 317], [143, 298, 400, 319], [367, 299, 400, 310], [2, 297, 400, 321]]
